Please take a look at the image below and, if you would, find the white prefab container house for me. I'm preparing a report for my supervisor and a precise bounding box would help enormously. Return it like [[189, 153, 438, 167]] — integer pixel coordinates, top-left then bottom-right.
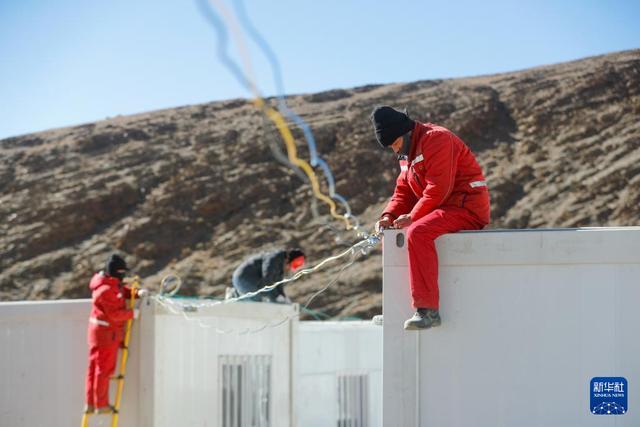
[[0, 300, 96, 427], [0, 298, 298, 427], [297, 321, 383, 427], [383, 228, 640, 427], [138, 298, 298, 427]]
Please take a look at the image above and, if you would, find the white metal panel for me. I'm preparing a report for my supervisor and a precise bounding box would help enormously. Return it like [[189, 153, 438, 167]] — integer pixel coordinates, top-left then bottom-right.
[[145, 299, 297, 427], [381, 260, 417, 427], [440, 227, 640, 266], [297, 374, 337, 426], [0, 300, 141, 427], [0, 300, 88, 427], [297, 321, 382, 427], [383, 228, 640, 427]]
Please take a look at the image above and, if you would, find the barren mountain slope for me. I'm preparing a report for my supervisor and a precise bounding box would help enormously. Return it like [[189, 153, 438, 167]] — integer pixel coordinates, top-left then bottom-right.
[[1, 49, 638, 318]]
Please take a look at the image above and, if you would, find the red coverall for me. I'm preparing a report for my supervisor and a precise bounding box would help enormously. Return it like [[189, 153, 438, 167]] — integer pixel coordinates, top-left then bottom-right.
[[382, 122, 491, 309], [85, 272, 135, 408]]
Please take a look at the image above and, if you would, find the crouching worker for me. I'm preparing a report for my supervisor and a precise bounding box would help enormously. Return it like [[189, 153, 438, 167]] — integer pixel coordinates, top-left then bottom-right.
[[371, 106, 490, 330], [231, 248, 305, 303], [84, 254, 148, 414]]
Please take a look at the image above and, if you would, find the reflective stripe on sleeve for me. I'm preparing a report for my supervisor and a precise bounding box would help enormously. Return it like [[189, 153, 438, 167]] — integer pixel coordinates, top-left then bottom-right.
[[89, 317, 110, 327], [469, 180, 488, 188]]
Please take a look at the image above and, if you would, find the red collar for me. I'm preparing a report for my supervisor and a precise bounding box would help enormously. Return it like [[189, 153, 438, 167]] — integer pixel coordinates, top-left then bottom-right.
[[408, 122, 432, 161]]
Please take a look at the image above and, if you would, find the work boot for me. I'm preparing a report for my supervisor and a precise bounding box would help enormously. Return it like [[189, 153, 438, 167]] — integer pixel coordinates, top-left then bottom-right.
[[403, 308, 441, 330], [83, 404, 95, 414], [95, 405, 115, 414]]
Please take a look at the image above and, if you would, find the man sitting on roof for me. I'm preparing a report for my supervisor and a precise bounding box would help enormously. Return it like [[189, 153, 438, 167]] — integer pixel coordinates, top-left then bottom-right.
[[371, 106, 491, 330]]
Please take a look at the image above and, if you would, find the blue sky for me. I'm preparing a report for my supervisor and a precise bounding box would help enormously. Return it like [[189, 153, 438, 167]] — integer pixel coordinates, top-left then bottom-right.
[[0, 0, 638, 139]]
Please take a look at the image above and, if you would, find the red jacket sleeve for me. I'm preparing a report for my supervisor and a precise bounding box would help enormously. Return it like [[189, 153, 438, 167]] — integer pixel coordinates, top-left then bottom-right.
[[95, 287, 134, 323], [121, 285, 140, 300], [410, 132, 459, 221], [381, 166, 418, 219]]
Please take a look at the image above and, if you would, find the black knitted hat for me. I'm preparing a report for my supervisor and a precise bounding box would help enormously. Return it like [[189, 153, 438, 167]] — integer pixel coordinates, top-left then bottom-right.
[[105, 253, 128, 279], [370, 106, 415, 147], [285, 248, 305, 263]]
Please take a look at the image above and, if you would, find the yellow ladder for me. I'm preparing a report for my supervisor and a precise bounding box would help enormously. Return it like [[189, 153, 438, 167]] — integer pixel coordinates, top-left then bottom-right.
[[81, 278, 139, 427]]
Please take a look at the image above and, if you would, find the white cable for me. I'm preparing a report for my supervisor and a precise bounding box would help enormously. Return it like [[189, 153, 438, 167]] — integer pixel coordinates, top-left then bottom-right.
[[154, 250, 359, 335], [152, 232, 380, 335]]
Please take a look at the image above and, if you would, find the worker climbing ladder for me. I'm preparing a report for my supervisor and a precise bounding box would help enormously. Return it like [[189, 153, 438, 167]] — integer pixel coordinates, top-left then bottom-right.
[[81, 278, 139, 427]]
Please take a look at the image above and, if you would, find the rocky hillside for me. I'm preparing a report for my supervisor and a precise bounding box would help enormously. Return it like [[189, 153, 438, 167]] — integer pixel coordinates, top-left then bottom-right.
[[1, 49, 639, 318]]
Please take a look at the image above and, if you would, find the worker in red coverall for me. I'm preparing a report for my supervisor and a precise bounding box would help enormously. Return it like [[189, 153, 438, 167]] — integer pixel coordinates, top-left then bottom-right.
[[84, 254, 148, 414], [371, 106, 490, 330]]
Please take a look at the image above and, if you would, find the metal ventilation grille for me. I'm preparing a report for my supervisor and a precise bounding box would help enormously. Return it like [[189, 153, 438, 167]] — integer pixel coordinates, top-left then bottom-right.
[[337, 373, 369, 427], [219, 355, 272, 427]]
